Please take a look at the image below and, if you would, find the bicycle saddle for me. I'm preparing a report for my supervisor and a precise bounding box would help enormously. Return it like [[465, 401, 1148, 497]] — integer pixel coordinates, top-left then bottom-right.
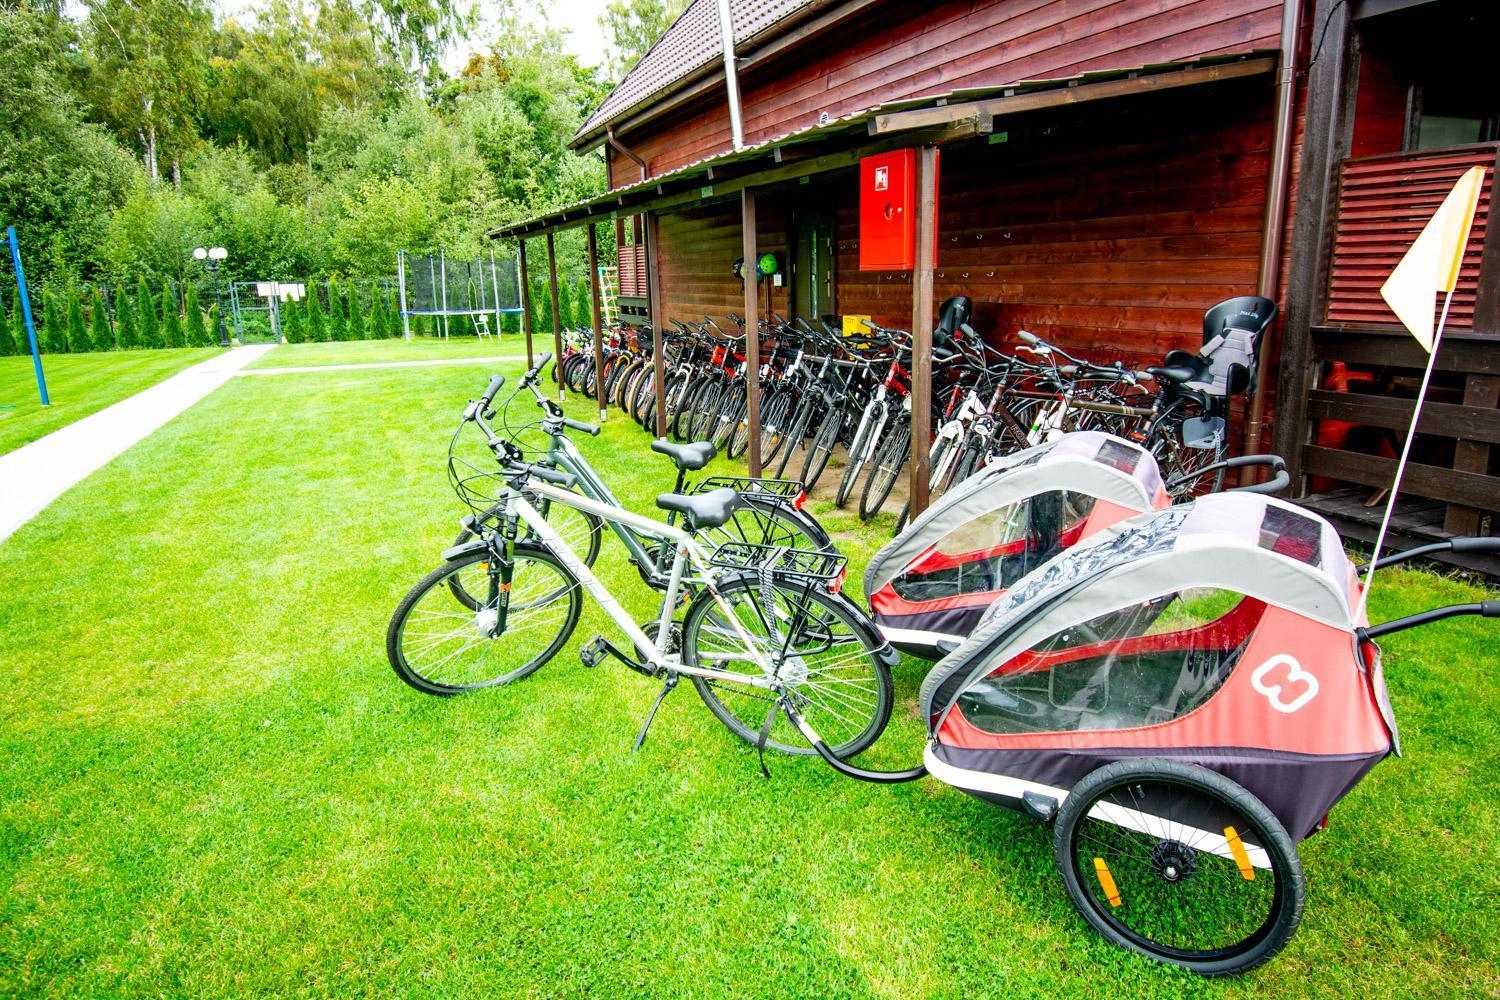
[[656, 488, 743, 530], [1145, 364, 1198, 384], [650, 438, 716, 471]]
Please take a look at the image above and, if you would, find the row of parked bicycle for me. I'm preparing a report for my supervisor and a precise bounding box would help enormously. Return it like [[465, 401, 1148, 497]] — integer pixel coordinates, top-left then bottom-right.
[[551, 294, 1278, 529]]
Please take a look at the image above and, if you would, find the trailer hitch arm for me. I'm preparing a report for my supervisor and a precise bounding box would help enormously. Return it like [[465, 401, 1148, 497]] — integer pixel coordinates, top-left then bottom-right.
[[779, 699, 928, 784]]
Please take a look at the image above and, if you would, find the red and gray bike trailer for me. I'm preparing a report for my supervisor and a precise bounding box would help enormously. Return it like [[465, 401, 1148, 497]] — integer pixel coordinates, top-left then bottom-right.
[[863, 432, 1169, 658], [789, 491, 1499, 976]]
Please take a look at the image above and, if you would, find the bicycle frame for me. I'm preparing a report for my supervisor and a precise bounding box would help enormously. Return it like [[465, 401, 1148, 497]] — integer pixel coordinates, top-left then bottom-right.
[[508, 479, 775, 685]]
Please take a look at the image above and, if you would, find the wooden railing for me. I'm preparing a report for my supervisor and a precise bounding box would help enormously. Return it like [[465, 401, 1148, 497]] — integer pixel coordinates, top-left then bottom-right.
[[1325, 143, 1496, 330]]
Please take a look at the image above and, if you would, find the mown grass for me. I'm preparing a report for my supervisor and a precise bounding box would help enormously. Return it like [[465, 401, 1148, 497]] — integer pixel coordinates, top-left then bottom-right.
[[243, 335, 524, 369], [0, 348, 222, 456], [0, 352, 1496, 997]]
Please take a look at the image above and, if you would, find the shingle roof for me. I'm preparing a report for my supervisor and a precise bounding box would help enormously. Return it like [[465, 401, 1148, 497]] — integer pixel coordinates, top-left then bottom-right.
[[574, 0, 818, 148]]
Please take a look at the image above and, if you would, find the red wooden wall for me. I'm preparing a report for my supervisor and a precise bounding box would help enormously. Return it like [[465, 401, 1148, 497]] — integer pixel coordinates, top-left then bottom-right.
[[609, 0, 1283, 185]]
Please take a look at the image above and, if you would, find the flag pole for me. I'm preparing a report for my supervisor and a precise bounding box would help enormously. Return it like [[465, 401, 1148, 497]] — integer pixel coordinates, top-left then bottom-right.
[[1354, 288, 1454, 622]]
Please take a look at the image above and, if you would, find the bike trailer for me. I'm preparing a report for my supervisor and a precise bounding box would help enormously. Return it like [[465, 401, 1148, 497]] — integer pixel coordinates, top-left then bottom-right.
[[864, 432, 1169, 658], [918, 491, 1395, 843]]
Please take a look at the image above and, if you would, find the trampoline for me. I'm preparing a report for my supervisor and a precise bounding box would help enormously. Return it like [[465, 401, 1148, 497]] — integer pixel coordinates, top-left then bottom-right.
[[397, 248, 522, 341]]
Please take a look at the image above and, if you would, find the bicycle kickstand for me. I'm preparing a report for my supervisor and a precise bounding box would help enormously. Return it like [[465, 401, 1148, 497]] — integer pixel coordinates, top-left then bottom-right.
[[632, 672, 679, 751]]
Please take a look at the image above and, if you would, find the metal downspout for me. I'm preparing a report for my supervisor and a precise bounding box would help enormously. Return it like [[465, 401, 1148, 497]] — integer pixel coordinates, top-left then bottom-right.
[[717, 0, 745, 150], [1243, 0, 1303, 481]]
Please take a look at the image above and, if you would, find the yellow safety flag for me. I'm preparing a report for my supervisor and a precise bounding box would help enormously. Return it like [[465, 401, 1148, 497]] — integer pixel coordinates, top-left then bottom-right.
[[1378, 165, 1487, 352]]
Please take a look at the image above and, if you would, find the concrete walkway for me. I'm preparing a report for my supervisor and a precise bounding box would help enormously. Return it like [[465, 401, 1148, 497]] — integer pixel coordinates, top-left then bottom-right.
[[0, 345, 274, 544], [237, 355, 524, 376]]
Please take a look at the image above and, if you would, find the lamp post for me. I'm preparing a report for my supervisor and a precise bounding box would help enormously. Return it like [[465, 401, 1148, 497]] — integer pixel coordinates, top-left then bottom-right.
[[194, 246, 229, 346]]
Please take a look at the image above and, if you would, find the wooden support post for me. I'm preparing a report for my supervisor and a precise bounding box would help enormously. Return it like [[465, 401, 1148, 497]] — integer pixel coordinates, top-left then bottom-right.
[[546, 231, 564, 401], [587, 223, 607, 421], [645, 210, 667, 437], [741, 188, 762, 476], [908, 145, 938, 518], [517, 240, 534, 368]]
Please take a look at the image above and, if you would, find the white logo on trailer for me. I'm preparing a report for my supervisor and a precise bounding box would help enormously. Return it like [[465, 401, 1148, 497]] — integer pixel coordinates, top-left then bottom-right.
[[1250, 654, 1319, 713]]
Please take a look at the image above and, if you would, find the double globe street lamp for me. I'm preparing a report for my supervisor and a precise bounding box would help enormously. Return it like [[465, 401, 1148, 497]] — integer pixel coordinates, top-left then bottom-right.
[[193, 246, 229, 347]]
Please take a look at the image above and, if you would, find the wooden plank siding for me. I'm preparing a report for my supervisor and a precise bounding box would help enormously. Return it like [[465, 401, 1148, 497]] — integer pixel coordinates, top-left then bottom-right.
[[609, 0, 1282, 185], [657, 202, 792, 323], [1324, 145, 1495, 330]]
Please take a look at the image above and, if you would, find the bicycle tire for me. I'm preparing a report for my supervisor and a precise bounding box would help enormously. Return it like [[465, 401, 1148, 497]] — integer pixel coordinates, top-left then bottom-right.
[[859, 421, 910, 520], [800, 405, 842, 492]]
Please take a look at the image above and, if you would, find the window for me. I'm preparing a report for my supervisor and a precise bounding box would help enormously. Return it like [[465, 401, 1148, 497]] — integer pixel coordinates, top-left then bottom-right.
[[957, 588, 1265, 734], [892, 491, 1096, 603]]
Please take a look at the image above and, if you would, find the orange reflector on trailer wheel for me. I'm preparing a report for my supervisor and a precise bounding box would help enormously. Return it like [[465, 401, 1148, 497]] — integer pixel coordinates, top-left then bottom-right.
[[1224, 826, 1256, 880], [1093, 857, 1122, 907]]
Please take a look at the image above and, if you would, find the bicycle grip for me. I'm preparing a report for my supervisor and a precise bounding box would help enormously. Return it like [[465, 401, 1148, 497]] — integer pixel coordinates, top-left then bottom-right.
[[1016, 330, 1040, 346], [480, 374, 506, 405], [535, 351, 553, 370], [528, 464, 578, 488], [564, 417, 601, 437], [1482, 600, 1500, 618], [1451, 537, 1500, 554]]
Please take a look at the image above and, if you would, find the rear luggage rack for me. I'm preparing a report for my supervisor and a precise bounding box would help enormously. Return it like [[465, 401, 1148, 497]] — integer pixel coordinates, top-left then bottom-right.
[[709, 542, 847, 587], [695, 475, 805, 501]]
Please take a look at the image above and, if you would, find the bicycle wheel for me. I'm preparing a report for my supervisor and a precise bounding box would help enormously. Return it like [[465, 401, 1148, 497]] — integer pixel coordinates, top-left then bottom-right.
[[698, 495, 832, 556], [836, 410, 879, 507], [727, 383, 766, 460], [859, 421, 910, 520], [710, 382, 746, 451], [672, 377, 709, 440], [388, 546, 582, 695], [681, 577, 892, 757], [1153, 413, 1228, 499], [1053, 759, 1304, 977], [800, 405, 842, 491], [759, 387, 795, 465], [691, 380, 725, 442]]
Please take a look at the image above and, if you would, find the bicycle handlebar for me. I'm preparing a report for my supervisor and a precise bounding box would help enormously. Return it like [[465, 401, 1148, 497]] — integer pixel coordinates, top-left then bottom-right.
[[564, 417, 601, 437]]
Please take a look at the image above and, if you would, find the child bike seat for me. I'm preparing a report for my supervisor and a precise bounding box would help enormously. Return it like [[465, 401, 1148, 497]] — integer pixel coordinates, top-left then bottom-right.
[[656, 488, 743, 530], [651, 439, 717, 471]]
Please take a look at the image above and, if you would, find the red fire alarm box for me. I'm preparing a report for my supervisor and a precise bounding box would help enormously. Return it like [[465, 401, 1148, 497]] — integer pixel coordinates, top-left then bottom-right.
[[859, 148, 939, 270]]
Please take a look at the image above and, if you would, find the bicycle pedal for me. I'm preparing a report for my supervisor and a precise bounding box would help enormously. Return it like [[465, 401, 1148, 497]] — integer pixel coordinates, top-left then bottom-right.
[[579, 635, 609, 668]]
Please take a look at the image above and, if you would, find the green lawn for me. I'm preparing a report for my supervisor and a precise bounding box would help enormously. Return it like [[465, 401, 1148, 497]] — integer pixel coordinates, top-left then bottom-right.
[[244, 334, 526, 369], [0, 356, 1495, 996], [0, 348, 222, 456]]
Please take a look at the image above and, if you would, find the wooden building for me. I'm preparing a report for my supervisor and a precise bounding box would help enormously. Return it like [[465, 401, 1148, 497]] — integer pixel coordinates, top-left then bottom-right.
[[492, 0, 1498, 571]]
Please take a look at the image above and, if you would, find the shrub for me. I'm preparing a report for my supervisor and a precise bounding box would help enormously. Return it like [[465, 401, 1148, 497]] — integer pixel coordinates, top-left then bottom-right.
[[184, 286, 211, 347], [207, 304, 220, 344], [327, 279, 349, 341], [279, 297, 302, 343], [370, 292, 390, 339], [115, 288, 139, 349], [306, 284, 327, 341], [9, 286, 30, 354], [160, 283, 184, 348], [89, 289, 114, 351], [347, 285, 367, 339], [41, 289, 66, 353], [575, 276, 592, 331], [136, 279, 162, 348], [65, 289, 90, 352]]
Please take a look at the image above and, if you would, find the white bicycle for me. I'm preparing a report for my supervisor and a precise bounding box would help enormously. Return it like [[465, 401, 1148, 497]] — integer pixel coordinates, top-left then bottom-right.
[[387, 374, 898, 758]]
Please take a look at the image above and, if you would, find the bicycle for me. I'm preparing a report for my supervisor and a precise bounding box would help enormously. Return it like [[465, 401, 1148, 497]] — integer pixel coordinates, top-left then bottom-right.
[[387, 373, 898, 759]]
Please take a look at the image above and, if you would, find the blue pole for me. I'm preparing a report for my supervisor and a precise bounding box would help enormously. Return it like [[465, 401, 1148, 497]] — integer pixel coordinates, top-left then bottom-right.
[[7, 226, 48, 407]]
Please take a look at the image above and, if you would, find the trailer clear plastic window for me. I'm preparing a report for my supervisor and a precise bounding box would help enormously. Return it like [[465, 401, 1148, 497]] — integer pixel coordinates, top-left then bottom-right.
[[891, 491, 1096, 603], [957, 588, 1265, 734]]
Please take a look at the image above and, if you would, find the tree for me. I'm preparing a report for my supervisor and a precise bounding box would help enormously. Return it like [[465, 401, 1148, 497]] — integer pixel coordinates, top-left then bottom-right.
[[88, 289, 115, 351], [364, 0, 472, 92], [66, 288, 91, 352], [136, 279, 162, 348], [601, 0, 686, 82], [327, 278, 348, 340], [41, 290, 66, 353], [83, 0, 212, 183], [370, 290, 390, 339], [575, 275, 592, 330], [347, 284, 367, 338], [0, 287, 14, 356], [280, 296, 304, 343], [160, 282, 184, 347], [0, 8, 134, 283], [184, 285, 210, 346], [306, 283, 328, 341], [207, 303, 220, 344], [115, 287, 140, 348]]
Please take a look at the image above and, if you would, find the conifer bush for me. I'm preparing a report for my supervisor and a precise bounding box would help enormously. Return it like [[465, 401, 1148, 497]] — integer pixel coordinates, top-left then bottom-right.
[[185, 286, 211, 346], [115, 288, 140, 349], [160, 283, 184, 348], [0, 288, 15, 356], [347, 285, 367, 339], [327, 280, 349, 341], [64, 289, 90, 352], [136, 279, 162, 348], [306, 285, 328, 341], [89, 289, 114, 351], [41, 290, 67, 353]]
